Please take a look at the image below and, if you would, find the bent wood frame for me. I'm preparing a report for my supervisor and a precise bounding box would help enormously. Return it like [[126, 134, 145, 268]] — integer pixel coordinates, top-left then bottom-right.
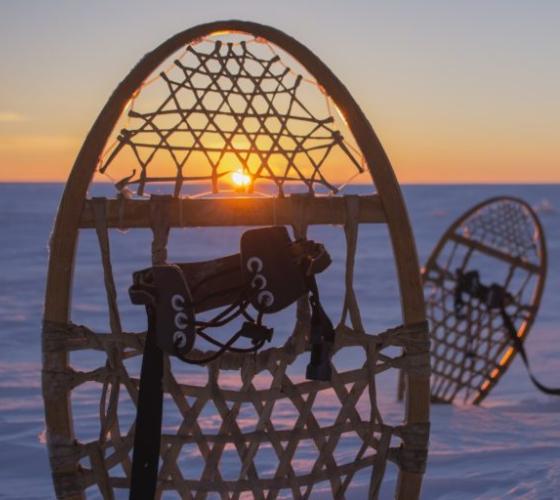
[[424, 196, 547, 404], [43, 20, 429, 499]]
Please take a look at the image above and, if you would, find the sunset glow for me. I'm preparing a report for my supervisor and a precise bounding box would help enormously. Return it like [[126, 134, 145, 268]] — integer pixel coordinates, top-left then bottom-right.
[[1, 2, 559, 184]]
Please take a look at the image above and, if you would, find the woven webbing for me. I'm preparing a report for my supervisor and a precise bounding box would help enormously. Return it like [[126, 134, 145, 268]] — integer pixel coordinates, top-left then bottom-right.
[[43, 317, 429, 498], [98, 37, 365, 197]]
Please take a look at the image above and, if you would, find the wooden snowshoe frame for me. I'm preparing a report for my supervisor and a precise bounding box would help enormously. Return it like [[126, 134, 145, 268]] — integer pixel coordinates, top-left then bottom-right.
[[423, 196, 546, 404], [42, 21, 429, 499]]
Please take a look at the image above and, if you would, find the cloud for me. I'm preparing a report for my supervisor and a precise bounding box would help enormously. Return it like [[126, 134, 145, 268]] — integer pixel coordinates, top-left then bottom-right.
[[0, 112, 27, 123]]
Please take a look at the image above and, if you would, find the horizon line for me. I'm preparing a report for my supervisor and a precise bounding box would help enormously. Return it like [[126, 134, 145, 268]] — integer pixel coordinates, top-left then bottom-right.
[[1, 180, 560, 186]]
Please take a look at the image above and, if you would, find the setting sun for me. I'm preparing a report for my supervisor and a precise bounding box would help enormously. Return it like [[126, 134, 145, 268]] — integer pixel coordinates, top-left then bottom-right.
[[231, 168, 252, 188]]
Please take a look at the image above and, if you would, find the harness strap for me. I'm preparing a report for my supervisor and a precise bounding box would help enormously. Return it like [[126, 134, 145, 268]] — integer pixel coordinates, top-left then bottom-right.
[[305, 274, 336, 381], [130, 215, 334, 497], [129, 307, 163, 500], [499, 306, 560, 396], [455, 269, 560, 397], [130, 196, 171, 500]]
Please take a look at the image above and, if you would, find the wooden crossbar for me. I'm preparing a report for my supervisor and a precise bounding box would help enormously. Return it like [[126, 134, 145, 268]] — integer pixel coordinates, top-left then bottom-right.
[[449, 233, 540, 273], [79, 195, 386, 228]]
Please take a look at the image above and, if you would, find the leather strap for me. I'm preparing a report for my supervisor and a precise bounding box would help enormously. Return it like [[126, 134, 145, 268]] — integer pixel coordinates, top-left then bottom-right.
[[129, 307, 164, 500], [305, 275, 335, 381], [130, 196, 170, 499], [499, 306, 560, 396]]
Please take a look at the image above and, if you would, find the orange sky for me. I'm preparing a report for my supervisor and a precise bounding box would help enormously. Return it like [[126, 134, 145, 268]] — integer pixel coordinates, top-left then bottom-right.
[[1, 1, 559, 184]]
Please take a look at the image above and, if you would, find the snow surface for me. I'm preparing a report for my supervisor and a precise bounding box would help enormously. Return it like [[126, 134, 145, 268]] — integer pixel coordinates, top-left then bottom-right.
[[0, 183, 559, 499]]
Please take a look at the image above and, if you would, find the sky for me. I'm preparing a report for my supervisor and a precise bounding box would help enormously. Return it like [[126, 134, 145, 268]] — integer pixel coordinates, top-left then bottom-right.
[[0, 0, 559, 183]]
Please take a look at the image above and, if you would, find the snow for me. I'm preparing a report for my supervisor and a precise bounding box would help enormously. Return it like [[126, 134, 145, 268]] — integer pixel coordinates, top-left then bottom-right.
[[1, 183, 559, 499]]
